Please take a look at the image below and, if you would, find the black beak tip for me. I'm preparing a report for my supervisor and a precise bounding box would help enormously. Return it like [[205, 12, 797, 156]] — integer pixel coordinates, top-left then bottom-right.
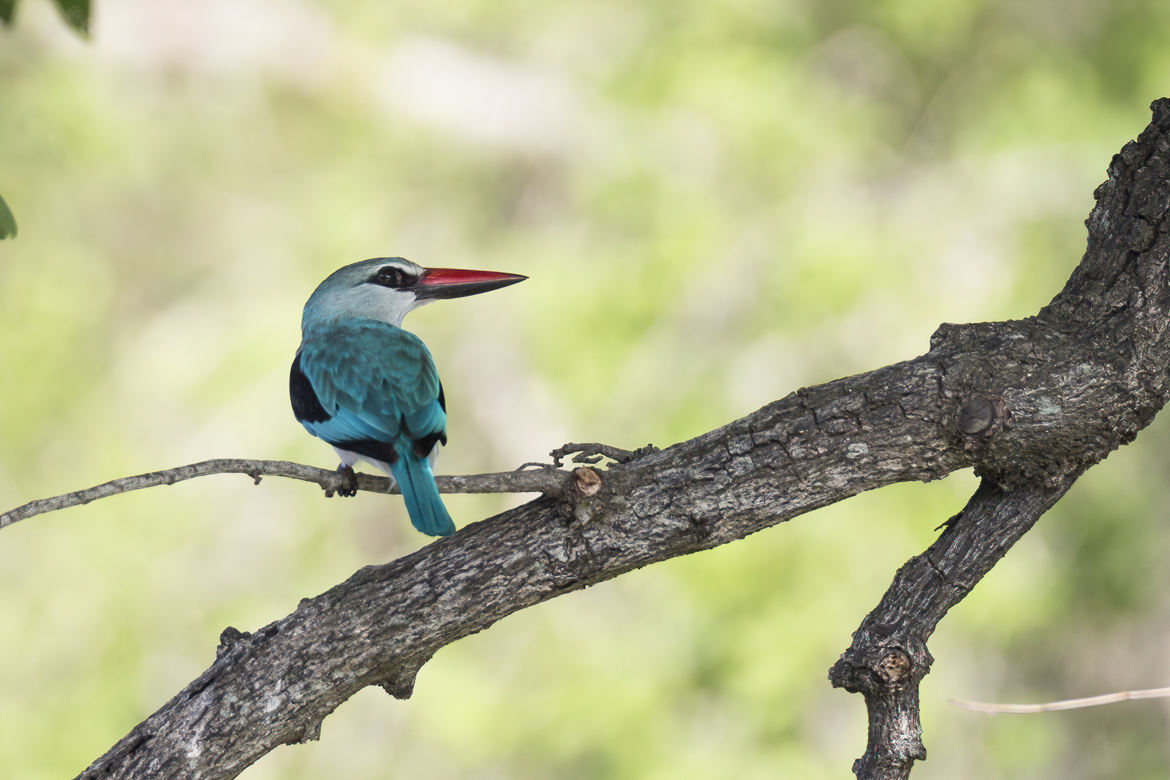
[[484, 274, 526, 294], [418, 272, 528, 301]]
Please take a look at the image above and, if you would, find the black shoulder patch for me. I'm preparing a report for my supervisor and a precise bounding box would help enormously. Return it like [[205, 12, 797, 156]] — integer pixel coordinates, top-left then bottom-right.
[[290, 352, 330, 423], [412, 431, 445, 459], [332, 438, 400, 465]]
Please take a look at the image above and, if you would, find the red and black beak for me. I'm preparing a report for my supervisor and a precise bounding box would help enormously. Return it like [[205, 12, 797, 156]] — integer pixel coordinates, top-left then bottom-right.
[[414, 267, 527, 300]]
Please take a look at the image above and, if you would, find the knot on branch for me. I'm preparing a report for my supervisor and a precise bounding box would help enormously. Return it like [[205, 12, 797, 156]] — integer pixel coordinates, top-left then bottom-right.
[[295, 721, 323, 744], [831, 643, 930, 778], [928, 322, 961, 351], [955, 394, 1006, 438], [829, 640, 931, 696], [876, 648, 913, 686], [216, 626, 251, 660], [378, 658, 428, 700], [573, 467, 602, 496]]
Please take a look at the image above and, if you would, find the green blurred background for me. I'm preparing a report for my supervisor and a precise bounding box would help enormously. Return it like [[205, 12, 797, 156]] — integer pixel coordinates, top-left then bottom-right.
[[2, 0, 1169, 777]]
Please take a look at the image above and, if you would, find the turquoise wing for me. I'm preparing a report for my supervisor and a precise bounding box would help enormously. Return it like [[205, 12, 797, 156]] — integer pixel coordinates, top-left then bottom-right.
[[296, 320, 447, 452]]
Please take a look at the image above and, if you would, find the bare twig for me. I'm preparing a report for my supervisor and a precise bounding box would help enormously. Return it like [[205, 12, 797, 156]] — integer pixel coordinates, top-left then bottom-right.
[[0, 458, 570, 531], [549, 442, 658, 467], [951, 686, 1170, 714]]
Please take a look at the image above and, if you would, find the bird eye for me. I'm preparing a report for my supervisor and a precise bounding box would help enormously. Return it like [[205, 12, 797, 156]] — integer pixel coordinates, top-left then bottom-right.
[[374, 266, 409, 288]]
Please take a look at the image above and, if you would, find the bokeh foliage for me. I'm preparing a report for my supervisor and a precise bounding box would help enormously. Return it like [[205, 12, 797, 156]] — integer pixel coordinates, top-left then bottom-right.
[[0, 194, 15, 238], [1, 1, 1168, 778], [0, 0, 89, 34]]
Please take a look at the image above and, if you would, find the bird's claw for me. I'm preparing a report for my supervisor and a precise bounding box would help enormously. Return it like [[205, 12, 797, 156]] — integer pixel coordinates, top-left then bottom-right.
[[326, 464, 359, 498]]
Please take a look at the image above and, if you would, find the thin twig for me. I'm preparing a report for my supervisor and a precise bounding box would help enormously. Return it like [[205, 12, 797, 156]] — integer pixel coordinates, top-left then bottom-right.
[[951, 686, 1170, 714], [0, 458, 569, 531], [549, 442, 658, 467]]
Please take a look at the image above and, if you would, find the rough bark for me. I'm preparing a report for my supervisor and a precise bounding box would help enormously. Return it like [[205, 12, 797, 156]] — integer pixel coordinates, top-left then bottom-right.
[[75, 99, 1170, 780], [828, 96, 1170, 779]]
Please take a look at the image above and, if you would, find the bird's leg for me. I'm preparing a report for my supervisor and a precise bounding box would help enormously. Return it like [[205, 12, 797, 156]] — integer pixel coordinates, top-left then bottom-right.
[[328, 464, 359, 498]]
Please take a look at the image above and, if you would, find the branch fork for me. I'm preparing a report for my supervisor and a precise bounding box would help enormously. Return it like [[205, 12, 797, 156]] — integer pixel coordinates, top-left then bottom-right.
[[17, 99, 1168, 780]]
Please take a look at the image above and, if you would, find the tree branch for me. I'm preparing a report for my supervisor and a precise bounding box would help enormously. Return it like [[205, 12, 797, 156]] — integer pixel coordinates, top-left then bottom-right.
[[69, 99, 1170, 779], [829, 475, 1080, 778], [0, 459, 570, 530], [826, 95, 1170, 779]]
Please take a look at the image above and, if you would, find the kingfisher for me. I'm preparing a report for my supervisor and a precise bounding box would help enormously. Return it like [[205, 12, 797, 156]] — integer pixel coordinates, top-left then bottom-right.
[[290, 257, 525, 537]]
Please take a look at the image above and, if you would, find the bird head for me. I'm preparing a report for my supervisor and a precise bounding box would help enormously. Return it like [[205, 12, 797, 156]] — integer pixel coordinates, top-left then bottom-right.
[[302, 257, 526, 330]]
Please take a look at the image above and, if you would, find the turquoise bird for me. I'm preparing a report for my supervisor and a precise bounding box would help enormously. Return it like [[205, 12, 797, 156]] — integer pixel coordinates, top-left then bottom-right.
[[290, 257, 525, 536]]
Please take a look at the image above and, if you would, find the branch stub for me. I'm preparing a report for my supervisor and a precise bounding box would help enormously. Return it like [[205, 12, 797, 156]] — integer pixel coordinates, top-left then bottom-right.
[[573, 467, 602, 496], [956, 395, 1003, 437], [876, 647, 913, 686]]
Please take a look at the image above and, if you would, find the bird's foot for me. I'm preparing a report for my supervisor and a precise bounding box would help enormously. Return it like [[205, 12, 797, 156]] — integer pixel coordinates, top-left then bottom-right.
[[325, 464, 359, 498]]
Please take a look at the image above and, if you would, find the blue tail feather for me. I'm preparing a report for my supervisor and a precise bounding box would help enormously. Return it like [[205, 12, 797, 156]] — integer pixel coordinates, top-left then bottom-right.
[[390, 453, 455, 537]]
